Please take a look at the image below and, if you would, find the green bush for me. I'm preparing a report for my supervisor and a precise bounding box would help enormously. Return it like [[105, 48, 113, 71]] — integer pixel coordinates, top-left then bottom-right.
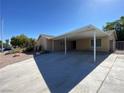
[[25, 47, 34, 52]]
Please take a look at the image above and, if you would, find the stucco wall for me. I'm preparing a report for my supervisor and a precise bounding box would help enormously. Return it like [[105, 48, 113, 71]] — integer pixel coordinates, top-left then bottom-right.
[[108, 33, 116, 51], [36, 37, 52, 51], [54, 40, 65, 51], [76, 38, 90, 50], [76, 37, 109, 52], [46, 39, 52, 51], [36, 37, 46, 50], [100, 36, 109, 52], [36, 36, 112, 52]]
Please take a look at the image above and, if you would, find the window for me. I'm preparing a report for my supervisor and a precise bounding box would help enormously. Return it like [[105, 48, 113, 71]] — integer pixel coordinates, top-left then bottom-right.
[[91, 39, 101, 48], [60, 41, 64, 46]]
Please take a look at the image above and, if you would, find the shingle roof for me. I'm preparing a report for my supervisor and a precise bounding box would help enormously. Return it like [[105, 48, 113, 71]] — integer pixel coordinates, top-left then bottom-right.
[[38, 34, 54, 40]]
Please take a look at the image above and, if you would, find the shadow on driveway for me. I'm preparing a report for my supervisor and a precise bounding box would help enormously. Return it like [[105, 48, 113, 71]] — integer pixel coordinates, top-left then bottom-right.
[[34, 52, 109, 93]]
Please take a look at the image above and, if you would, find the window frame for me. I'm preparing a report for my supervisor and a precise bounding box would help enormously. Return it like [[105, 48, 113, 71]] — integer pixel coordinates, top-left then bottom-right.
[[91, 39, 102, 48]]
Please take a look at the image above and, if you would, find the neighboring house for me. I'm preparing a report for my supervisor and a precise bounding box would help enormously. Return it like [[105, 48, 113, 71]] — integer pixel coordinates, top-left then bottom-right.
[[36, 25, 117, 53]]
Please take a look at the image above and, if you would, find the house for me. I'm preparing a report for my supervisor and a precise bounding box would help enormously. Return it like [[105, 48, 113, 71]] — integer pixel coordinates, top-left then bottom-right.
[[36, 25, 117, 61], [35, 34, 54, 51]]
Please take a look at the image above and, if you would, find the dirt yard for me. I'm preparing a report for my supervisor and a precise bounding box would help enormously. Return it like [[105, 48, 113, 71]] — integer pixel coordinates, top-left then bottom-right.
[[0, 52, 33, 69]]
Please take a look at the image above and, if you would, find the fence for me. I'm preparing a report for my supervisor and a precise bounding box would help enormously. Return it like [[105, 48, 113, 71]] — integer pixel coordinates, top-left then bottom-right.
[[116, 41, 124, 50]]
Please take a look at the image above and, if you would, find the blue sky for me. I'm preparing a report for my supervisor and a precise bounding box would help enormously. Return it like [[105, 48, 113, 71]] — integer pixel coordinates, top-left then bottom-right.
[[1, 0, 124, 40]]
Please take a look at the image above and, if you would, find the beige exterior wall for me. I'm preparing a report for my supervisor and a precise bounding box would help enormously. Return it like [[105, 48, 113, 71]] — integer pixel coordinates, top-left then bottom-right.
[[46, 39, 52, 51], [101, 36, 110, 51], [36, 37, 52, 51], [108, 33, 116, 51], [36, 37, 46, 50], [54, 40, 65, 51], [76, 36, 109, 52], [53, 37, 110, 52], [76, 38, 90, 50], [36, 33, 116, 52]]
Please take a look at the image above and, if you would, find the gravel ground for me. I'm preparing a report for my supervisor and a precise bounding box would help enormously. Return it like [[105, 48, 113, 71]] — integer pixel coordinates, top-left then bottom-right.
[[0, 52, 33, 69]]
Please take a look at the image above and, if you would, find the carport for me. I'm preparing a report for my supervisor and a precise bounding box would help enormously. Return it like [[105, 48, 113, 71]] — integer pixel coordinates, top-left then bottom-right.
[[53, 25, 108, 62]]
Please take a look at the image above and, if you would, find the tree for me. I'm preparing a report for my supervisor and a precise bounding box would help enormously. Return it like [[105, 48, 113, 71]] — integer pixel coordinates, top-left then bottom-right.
[[0, 40, 6, 49], [25, 38, 36, 52], [10, 36, 19, 48], [104, 16, 124, 41], [10, 34, 36, 52], [0, 40, 2, 48], [5, 39, 10, 48], [10, 34, 29, 48], [104, 22, 115, 31]]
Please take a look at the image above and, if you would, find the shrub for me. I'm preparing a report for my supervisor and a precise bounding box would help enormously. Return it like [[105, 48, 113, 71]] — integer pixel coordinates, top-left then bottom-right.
[[25, 46, 34, 52], [5, 48, 22, 55]]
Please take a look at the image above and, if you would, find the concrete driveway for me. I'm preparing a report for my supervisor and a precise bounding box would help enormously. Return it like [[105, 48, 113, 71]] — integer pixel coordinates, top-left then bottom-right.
[[0, 52, 124, 93], [34, 52, 109, 93]]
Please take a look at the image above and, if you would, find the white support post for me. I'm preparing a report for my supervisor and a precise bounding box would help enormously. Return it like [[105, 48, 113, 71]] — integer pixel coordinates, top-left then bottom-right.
[[65, 36, 67, 55], [52, 40, 54, 52], [94, 32, 96, 62]]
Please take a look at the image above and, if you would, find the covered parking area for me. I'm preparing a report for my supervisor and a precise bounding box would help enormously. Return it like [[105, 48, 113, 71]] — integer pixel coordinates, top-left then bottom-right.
[[34, 51, 109, 93], [52, 25, 109, 62]]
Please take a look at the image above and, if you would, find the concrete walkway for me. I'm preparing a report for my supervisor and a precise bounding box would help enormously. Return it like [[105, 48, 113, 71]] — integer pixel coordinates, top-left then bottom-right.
[[98, 55, 124, 93], [70, 54, 124, 93], [0, 58, 50, 93]]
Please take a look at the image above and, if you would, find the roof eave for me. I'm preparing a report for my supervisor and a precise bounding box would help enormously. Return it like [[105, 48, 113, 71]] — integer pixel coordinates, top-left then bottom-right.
[[53, 25, 109, 40]]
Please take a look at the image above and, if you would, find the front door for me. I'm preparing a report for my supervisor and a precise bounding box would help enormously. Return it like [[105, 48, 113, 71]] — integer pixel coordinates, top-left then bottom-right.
[[71, 41, 76, 50]]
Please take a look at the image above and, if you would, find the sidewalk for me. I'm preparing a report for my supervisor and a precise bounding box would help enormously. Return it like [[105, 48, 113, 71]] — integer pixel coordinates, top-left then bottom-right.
[[0, 58, 50, 93], [70, 53, 124, 93]]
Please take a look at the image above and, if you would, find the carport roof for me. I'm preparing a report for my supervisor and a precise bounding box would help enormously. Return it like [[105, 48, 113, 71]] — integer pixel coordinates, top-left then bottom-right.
[[53, 25, 109, 40]]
